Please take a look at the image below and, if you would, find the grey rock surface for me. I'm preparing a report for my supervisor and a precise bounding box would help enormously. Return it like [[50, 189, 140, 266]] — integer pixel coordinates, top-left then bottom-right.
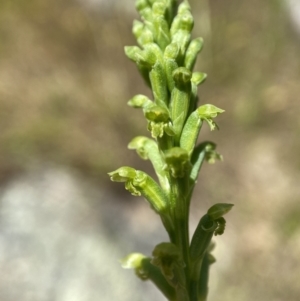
[[0, 166, 165, 301]]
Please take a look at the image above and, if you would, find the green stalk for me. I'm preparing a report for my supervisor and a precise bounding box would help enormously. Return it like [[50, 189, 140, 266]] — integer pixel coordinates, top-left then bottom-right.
[[109, 1, 233, 300]]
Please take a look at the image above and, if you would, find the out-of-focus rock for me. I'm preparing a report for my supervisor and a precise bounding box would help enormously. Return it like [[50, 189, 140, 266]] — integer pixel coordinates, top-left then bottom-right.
[[0, 165, 164, 301], [286, 0, 300, 35]]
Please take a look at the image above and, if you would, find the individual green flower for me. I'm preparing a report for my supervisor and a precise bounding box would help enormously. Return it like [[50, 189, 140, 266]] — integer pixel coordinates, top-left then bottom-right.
[[144, 105, 175, 138], [152, 242, 185, 284], [108, 167, 168, 213], [128, 136, 170, 192]]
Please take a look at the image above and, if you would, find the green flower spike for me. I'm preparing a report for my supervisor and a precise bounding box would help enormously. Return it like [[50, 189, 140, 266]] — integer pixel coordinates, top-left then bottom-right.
[[110, 1, 234, 300]]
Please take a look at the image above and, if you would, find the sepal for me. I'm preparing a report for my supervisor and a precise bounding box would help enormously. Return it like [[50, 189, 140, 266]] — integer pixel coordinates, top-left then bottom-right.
[[127, 94, 153, 109], [207, 203, 234, 220], [144, 105, 170, 122], [206, 203, 234, 236], [108, 166, 137, 182], [197, 104, 225, 131], [163, 147, 190, 178], [191, 72, 207, 87]]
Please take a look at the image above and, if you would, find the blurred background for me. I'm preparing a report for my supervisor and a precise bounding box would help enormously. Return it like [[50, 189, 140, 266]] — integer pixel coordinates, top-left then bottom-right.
[[0, 0, 300, 300]]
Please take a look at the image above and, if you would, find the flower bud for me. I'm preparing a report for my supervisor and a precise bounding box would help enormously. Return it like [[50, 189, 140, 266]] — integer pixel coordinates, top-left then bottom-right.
[[164, 43, 179, 92], [184, 37, 204, 70], [190, 72, 207, 107], [150, 61, 169, 109], [152, 2, 171, 50], [170, 67, 192, 143]]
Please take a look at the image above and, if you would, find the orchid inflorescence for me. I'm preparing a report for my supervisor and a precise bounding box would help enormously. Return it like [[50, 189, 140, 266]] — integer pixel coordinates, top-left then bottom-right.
[[108, 1, 233, 300]]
